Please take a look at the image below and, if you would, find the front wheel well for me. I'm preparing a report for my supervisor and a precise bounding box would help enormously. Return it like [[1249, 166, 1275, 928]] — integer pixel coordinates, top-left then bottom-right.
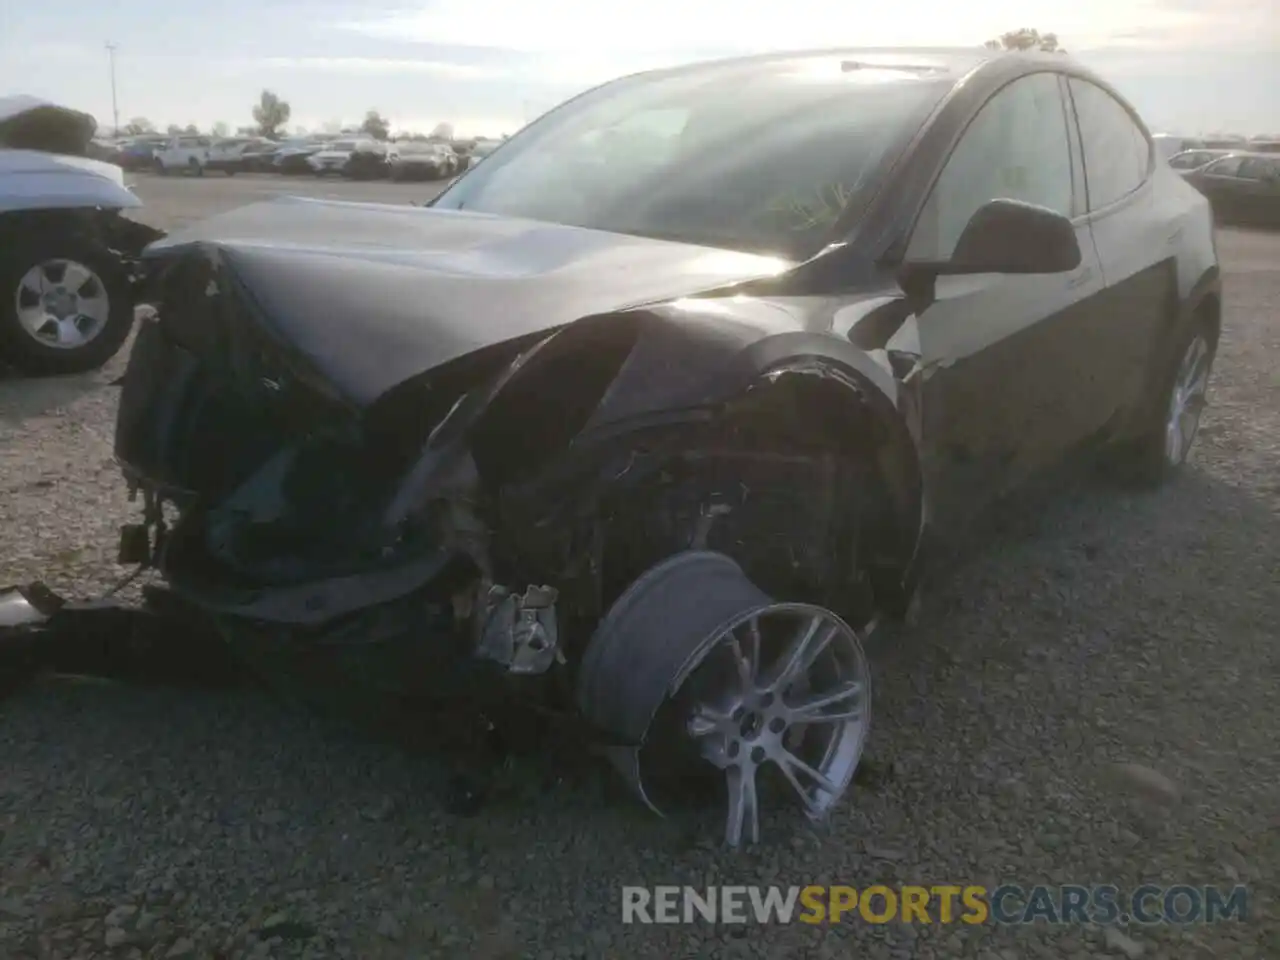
[[590, 365, 918, 626], [1195, 291, 1221, 348]]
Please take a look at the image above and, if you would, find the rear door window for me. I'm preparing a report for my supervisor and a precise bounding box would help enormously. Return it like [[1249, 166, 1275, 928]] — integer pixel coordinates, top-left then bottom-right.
[[1068, 79, 1151, 211]]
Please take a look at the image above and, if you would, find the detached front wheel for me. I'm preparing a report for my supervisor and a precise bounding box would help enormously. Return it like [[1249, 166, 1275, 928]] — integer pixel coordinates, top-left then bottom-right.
[[0, 239, 134, 375], [577, 551, 871, 846]]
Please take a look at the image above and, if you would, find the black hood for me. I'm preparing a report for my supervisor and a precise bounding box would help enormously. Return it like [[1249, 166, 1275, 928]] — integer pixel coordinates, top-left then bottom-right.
[[144, 197, 793, 406]]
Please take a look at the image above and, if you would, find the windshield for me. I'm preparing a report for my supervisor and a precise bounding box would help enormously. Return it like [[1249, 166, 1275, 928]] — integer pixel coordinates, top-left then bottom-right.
[[434, 56, 953, 258], [331, 140, 359, 151]]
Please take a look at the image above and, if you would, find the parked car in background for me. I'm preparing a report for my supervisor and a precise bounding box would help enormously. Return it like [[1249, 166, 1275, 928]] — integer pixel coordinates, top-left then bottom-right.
[[463, 137, 502, 170], [153, 135, 213, 176], [388, 141, 457, 180], [1151, 133, 1205, 162], [117, 136, 167, 171], [88, 49, 1221, 847], [307, 138, 387, 178], [272, 141, 324, 174], [1248, 140, 1280, 155], [87, 138, 123, 165], [237, 139, 282, 172], [345, 141, 392, 180], [1167, 148, 1235, 171], [0, 96, 164, 374], [1180, 152, 1280, 226], [204, 137, 275, 175]]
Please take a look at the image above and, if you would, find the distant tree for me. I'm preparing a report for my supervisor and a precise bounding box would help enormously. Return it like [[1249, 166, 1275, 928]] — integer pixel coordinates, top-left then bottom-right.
[[985, 28, 1065, 53], [166, 124, 182, 135], [320, 120, 342, 134], [361, 110, 391, 141], [252, 90, 292, 137], [123, 117, 154, 135], [429, 122, 455, 141], [212, 121, 229, 138], [293, 125, 308, 136], [183, 124, 199, 134]]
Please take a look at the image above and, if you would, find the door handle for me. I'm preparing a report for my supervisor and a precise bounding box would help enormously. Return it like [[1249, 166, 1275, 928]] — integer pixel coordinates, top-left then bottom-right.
[[1066, 266, 1095, 290]]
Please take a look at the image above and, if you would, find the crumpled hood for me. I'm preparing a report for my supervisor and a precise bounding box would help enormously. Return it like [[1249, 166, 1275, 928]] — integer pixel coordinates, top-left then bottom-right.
[[144, 196, 793, 406]]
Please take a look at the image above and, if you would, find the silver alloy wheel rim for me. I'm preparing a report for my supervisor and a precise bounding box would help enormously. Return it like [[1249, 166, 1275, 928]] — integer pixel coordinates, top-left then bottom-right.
[[14, 259, 111, 350], [1165, 333, 1212, 466], [678, 603, 870, 846]]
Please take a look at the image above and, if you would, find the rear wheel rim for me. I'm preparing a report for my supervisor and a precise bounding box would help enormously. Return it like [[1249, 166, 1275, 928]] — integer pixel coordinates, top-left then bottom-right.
[[1165, 333, 1212, 465], [13, 259, 111, 350]]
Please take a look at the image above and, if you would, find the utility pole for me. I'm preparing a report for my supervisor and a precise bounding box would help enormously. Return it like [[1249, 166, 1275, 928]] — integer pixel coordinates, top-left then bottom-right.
[[105, 42, 120, 135]]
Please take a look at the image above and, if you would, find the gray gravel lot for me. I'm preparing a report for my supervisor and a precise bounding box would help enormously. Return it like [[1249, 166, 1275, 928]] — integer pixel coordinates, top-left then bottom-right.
[[1, 175, 1277, 960]]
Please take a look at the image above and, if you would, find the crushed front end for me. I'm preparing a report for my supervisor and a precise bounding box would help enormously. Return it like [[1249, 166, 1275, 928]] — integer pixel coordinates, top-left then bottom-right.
[[8, 222, 920, 843]]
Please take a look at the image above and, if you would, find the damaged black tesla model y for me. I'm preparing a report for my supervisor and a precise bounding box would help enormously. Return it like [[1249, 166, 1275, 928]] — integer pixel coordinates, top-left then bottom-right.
[[2, 48, 1221, 846]]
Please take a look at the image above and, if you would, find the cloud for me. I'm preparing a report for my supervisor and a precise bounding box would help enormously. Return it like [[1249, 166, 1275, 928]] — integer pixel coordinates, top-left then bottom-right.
[[334, 0, 1278, 57], [257, 56, 496, 78]]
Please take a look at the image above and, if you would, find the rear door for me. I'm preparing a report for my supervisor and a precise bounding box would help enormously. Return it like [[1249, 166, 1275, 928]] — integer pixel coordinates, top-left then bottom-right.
[[906, 70, 1108, 535], [1065, 77, 1173, 426]]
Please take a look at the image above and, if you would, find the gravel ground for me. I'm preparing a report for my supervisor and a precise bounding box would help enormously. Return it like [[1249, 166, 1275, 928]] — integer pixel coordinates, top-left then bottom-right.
[[1, 177, 1277, 960]]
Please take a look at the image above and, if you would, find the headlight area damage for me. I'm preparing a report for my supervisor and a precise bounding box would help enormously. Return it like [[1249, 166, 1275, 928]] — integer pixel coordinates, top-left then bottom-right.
[[1, 234, 925, 847]]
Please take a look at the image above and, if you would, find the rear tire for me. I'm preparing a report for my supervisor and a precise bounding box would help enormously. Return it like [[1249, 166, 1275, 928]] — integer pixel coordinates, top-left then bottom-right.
[[1109, 316, 1217, 487], [0, 235, 134, 375]]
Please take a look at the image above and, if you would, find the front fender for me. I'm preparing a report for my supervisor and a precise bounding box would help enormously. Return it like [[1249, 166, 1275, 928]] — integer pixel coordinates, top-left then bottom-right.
[[576, 305, 925, 606]]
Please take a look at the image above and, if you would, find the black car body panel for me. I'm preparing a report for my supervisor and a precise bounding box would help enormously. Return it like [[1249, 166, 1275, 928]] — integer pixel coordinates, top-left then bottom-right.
[[0, 49, 1225, 840], [118, 49, 1221, 622], [6, 49, 1194, 773]]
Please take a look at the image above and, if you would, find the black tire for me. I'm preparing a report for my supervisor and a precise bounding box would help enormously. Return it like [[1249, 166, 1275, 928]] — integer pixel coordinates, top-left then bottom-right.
[[153, 158, 166, 175], [1108, 315, 1218, 487], [0, 237, 134, 376], [189, 158, 203, 177]]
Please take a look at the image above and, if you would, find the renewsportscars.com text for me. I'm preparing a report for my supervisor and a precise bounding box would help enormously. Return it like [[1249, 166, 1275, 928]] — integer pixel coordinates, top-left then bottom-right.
[[621, 884, 1248, 925]]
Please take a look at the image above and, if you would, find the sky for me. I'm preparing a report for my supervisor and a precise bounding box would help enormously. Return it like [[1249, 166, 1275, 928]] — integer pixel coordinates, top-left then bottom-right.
[[1, 0, 1276, 138]]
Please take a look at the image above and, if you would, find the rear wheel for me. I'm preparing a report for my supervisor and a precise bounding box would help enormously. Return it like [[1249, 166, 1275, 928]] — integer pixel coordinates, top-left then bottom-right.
[[1112, 317, 1217, 486], [0, 237, 134, 375]]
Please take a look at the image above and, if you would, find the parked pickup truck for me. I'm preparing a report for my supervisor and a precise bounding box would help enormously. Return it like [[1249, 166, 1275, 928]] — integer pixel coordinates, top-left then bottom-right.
[[152, 135, 213, 175]]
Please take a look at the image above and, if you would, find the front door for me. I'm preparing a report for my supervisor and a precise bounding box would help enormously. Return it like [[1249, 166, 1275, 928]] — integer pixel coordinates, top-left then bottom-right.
[[903, 71, 1108, 538]]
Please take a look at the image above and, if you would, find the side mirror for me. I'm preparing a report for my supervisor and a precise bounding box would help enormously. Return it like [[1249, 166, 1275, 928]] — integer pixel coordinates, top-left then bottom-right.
[[898, 198, 1082, 304]]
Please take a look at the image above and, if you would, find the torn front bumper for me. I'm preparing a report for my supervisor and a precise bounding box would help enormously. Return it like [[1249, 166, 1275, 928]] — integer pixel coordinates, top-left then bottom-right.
[[0, 582, 247, 699]]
